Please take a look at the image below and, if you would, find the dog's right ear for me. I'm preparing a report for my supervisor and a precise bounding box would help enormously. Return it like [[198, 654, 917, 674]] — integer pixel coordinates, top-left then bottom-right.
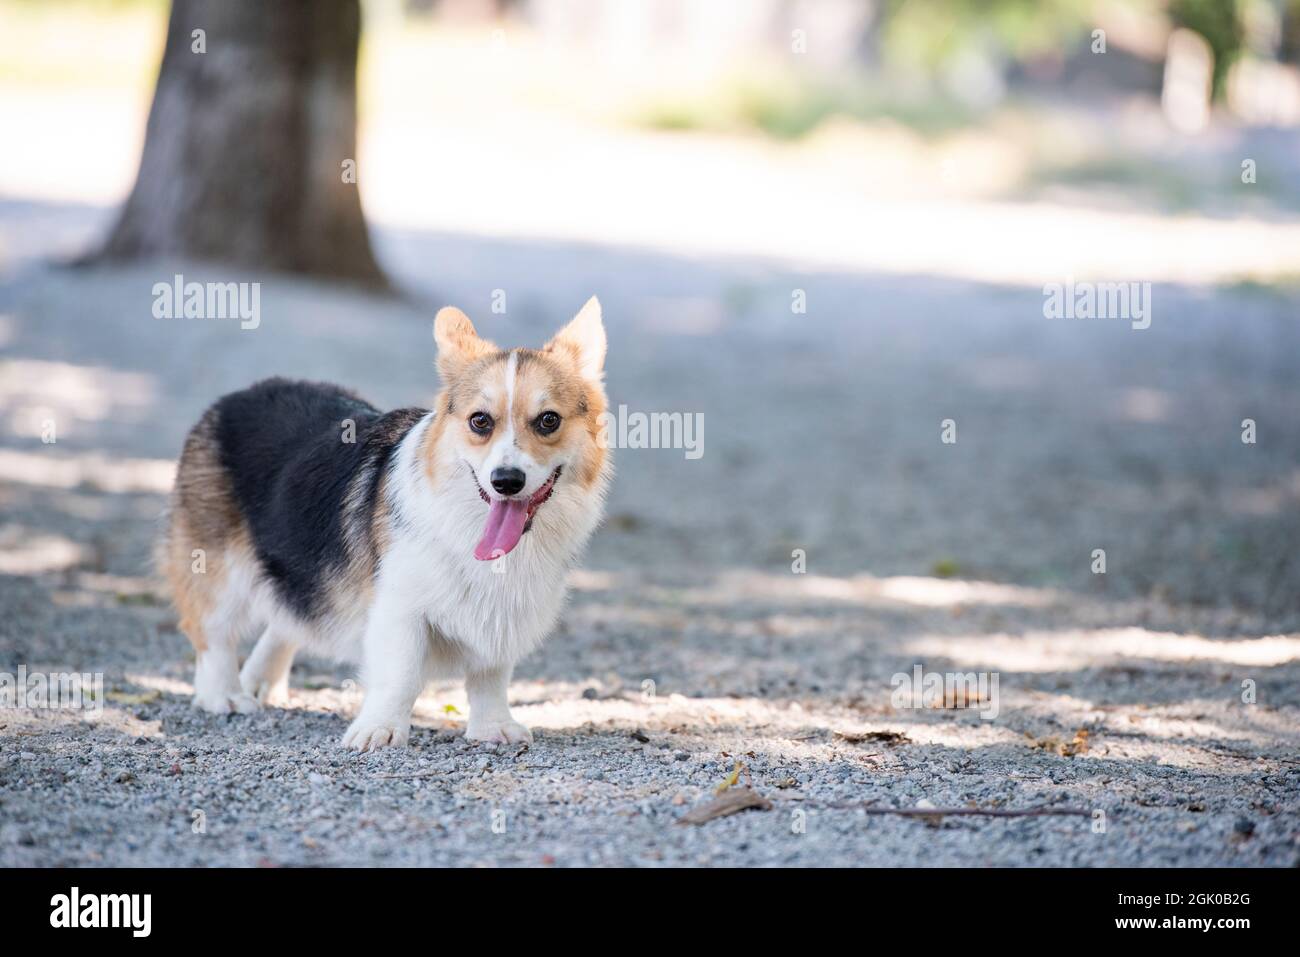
[[434, 307, 496, 380]]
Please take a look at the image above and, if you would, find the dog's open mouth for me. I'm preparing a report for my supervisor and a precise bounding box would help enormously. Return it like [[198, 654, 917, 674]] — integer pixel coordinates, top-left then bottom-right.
[[473, 466, 561, 561]]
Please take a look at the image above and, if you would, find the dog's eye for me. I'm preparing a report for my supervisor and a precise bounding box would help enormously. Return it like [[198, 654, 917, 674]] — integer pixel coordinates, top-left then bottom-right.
[[468, 412, 494, 435], [536, 411, 562, 435]]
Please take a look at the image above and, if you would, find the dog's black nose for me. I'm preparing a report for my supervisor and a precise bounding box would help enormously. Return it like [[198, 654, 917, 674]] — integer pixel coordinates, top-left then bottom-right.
[[490, 467, 526, 496]]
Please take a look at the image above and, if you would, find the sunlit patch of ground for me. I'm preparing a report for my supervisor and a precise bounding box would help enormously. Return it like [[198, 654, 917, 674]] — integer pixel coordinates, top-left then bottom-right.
[[0, 449, 173, 494]]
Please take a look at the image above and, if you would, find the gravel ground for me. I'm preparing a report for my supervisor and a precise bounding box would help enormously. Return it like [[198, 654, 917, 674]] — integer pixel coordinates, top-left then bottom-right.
[[1, 202, 1298, 867]]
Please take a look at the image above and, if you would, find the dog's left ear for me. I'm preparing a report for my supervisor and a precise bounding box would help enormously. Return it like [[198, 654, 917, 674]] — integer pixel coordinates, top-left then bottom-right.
[[544, 296, 606, 382]]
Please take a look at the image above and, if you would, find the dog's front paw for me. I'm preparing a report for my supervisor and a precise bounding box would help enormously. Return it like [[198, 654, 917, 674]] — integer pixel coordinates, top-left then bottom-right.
[[341, 716, 410, 751], [241, 675, 289, 708], [192, 690, 260, 715], [465, 717, 532, 745]]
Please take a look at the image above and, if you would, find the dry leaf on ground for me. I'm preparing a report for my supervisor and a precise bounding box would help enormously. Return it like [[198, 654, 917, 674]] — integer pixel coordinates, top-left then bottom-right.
[[676, 787, 773, 825], [1026, 728, 1091, 757]]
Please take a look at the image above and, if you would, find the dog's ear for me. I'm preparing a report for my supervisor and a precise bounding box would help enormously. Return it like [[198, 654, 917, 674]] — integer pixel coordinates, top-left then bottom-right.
[[543, 296, 605, 382], [434, 307, 496, 380]]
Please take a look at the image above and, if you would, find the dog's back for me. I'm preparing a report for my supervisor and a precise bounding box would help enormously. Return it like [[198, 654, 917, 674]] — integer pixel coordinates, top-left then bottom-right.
[[159, 378, 424, 710]]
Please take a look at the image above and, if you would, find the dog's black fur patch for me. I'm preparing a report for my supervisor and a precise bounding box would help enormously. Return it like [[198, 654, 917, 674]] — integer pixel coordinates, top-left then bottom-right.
[[212, 378, 426, 621]]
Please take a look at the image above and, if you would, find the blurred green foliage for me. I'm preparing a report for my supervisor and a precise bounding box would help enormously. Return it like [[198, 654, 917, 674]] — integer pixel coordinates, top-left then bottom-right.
[[879, 0, 1098, 68], [640, 75, 976, 140], [884, 0, 1256, 102], [640, 0, 1286, 139], [731, 79, 976, 139], [931, 558, 963, 578], [1169, 0, 1244, 97]]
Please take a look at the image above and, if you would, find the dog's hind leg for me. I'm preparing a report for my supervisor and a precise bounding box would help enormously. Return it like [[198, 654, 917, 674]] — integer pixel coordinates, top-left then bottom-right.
[[190, 591, 260, 715], [240, 627, 297, 707], [163, 408, 262, 715], [178, 542, 262, 715], [161, 527, 259, 714]]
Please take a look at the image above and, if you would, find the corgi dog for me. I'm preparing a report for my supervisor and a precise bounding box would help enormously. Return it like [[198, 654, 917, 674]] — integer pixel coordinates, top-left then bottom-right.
[[159, 298, 610, 750]]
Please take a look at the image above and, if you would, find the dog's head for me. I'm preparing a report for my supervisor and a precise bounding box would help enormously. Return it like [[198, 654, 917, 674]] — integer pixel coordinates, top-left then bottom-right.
[[430, 297, 609, 560]]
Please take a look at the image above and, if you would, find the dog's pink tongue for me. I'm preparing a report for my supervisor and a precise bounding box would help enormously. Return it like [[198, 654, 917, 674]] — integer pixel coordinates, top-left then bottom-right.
[[474, 498, 529, 560]]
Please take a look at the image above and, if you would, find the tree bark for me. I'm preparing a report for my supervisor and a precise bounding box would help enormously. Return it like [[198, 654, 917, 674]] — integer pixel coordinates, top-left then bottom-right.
[[87, 0, 387, 288]]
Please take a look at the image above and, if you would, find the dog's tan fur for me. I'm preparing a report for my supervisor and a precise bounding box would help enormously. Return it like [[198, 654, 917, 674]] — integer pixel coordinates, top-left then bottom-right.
[[157, 409, 251, 654]]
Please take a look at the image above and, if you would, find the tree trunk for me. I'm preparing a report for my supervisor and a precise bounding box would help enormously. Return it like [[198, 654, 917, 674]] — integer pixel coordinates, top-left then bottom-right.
[[88, 0, 386, 288]]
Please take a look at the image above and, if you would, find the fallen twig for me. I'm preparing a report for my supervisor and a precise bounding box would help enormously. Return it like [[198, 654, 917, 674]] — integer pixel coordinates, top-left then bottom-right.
[[373, 771, 442, 779], [834, 729, 910, 746], [775, 798, 1092, 818]]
